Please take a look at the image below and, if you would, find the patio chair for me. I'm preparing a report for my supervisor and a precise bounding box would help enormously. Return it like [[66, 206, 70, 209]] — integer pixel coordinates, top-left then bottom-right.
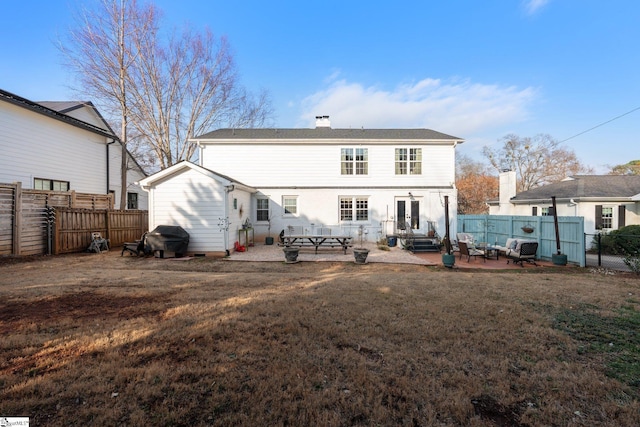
[[121, 232, 149, 256], [506, 241, 538, 267], [87, 232, 109, 253], [458, 241, 485, 262]]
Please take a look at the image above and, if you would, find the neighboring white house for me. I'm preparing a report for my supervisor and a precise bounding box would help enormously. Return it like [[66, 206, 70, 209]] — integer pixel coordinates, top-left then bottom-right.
[[0, 88, 147, 209], [488, 170, 640, 235], [140, 116, 464, 255]]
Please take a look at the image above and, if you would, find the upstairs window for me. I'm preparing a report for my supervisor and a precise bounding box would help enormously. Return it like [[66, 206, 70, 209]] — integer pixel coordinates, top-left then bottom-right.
[[34, 178, 69, 191], [339, 196, 369, 221], [341, 148, 368, 175], [395, 148, 422, 175]]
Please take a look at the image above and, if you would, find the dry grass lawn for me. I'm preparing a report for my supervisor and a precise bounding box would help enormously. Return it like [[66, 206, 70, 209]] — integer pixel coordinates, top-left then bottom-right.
[[1, 251, 639, 426]]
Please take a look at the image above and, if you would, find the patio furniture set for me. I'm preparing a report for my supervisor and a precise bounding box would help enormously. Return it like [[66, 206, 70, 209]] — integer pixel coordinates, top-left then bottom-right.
[[456, 233, 538, 267]]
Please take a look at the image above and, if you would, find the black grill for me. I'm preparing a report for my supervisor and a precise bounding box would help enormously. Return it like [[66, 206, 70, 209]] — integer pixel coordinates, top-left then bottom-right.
[[146, 225, 189, 257]]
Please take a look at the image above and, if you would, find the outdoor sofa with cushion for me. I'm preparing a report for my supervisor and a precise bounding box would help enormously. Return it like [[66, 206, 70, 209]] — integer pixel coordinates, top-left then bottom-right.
[[494, 238, 538, 266]]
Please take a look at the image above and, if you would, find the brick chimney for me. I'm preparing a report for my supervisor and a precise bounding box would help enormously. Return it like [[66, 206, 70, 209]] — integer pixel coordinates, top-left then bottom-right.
[[315, 115, 331, 128]]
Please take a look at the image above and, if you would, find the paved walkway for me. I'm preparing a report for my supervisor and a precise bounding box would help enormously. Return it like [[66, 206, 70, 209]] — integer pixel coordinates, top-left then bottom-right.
[[227, 241, 434, 265]]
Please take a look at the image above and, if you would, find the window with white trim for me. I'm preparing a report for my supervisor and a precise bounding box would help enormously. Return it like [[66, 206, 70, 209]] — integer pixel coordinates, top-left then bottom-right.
[[601, 206, 613, 229], [283, 196, 297, 215], [339, 196, 369, 221], [256, 198, 269, 221], [395, 148, 422, 175], [127, 192, 138, 209], [341, 148, 368, 175], [34, 178, 69, 191]]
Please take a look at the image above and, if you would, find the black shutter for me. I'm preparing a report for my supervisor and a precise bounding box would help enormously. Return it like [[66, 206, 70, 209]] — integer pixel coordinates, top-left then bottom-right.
[[619, 205, 626, 228], [595, 205, 603, 230], [532, 206, 537, 216]]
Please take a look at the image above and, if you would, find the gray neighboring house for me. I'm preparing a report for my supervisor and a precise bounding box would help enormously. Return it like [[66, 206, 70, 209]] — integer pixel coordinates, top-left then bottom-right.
[[488, 171, 640, 235]]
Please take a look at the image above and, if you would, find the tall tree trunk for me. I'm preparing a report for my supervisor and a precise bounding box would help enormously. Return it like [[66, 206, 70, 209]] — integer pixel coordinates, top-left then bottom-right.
[[119, 0, 128, 210]]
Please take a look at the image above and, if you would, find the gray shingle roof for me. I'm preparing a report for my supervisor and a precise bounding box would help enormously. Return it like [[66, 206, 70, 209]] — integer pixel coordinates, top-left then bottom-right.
[[194, 127, 463, 141], [512, 175, 640, 201]]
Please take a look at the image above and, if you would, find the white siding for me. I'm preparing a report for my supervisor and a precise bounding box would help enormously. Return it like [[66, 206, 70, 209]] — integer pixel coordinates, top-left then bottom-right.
[[107, 142, 149, 209], [148, 168, 227, 252], [250, 187, 457, 242], [63, 106, 109, 131], [200, 143, 455, 187], [0, 100, 107, 194]]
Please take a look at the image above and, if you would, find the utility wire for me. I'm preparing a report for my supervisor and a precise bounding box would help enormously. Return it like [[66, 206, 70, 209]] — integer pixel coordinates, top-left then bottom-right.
[[559, 106, 640, 143]]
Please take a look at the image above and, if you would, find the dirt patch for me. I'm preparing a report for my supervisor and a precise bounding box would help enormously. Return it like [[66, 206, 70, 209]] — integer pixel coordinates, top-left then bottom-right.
[[0, 291, 167, 334]]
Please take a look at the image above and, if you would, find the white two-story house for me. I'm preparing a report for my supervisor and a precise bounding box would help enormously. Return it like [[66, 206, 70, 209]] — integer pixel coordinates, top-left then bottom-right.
[[139, 116, 463, 255], [0, 88, 147, 209]]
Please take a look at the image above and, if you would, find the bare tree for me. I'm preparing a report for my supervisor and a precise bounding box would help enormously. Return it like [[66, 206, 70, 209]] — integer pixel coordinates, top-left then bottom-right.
[[127, 26, 272, 169], [482, 134, 593, 192], [455, 154, 498, 214], [61, 0, 273, 180], [60, 0, 158, 209]]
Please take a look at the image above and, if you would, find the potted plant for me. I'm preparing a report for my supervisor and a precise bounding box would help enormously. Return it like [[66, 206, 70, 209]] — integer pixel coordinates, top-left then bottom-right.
[[353, 225, 370, 264], [265, 210, 274, 245], [282, 225, 299, 263]]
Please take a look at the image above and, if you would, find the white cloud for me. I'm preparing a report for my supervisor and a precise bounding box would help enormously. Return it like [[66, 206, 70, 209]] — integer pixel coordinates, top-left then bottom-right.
[[298, 78, 537, 137], [522, 0, 550, 15]]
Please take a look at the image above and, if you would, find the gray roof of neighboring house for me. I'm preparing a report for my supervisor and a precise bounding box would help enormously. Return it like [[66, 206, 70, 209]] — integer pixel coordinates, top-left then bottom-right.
[[511, 175, 640, 201], [194, 127, 463, 141]]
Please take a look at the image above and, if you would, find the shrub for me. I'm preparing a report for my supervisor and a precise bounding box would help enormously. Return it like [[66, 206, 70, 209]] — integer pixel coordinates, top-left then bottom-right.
[[595, 225, 640, 256]]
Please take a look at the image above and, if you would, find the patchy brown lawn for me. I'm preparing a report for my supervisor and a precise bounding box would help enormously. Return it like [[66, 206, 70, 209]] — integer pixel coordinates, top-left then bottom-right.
[[1, 251, 639, 426]]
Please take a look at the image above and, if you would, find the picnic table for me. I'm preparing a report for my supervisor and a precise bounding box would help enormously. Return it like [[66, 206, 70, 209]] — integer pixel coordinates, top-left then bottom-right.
[[281, 235, 353, 254]]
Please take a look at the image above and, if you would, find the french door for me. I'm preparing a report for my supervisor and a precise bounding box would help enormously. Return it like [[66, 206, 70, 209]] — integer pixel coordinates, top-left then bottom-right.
[[396, 198, 422, 234]]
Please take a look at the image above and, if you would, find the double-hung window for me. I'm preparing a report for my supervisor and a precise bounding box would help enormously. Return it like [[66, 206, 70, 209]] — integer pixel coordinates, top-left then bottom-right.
[[257, 198, 269, 221], [283, 196, 297, 215], [339, 196, 369, 221], [598, 206, 613, 229], [395, 148, 422, 175], [341, 148, 368, 175]]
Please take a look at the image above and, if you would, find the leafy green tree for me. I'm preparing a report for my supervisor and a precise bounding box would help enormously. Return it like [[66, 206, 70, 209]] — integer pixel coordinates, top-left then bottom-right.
[[609, 160, 640, 175]]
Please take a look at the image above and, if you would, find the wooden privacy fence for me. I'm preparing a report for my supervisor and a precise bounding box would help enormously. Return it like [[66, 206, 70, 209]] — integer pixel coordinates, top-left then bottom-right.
[[0, 182, 146, 256], [54, 208, 148, 254], [457, 214, 586, 266]]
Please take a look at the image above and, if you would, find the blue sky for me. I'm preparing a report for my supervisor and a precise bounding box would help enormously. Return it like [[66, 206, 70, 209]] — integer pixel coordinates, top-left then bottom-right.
[[1, 0, 638, 173]]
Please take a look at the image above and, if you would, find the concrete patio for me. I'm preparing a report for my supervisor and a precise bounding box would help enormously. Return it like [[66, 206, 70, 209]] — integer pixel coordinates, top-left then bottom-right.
[[226, 241, 555, 269]]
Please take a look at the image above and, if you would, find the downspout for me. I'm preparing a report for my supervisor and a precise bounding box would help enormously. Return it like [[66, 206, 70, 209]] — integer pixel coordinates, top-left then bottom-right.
[[106, 139, 117, 195], [224, 184, 235, 256]]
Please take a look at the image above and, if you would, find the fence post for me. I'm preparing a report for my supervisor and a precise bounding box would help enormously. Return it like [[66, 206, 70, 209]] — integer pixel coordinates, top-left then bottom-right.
[[106, 209, 111, 243], [12, 182, 22, 255], [597, 233, 602, 267]]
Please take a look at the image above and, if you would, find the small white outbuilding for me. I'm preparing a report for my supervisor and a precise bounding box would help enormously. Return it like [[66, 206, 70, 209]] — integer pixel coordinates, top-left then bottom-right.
[[138, 161, 256, 256]]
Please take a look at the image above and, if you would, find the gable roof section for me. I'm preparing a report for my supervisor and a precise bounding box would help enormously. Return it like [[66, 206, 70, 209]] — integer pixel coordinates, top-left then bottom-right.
[[0, 88, 119, 141], [193, 127, 463, 142], [138, 161, 255, 192], [511, 175, 640, 202], [38, 100, 116, 135]]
